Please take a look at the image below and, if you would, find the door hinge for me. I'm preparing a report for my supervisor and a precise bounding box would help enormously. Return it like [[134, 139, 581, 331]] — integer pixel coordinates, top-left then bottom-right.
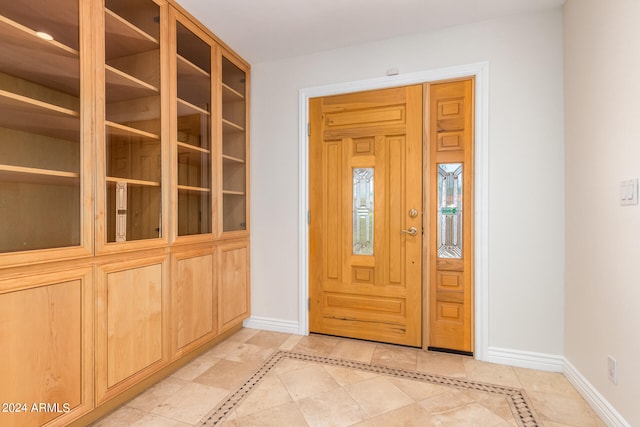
[[308, 297, 311, 310], [307, 122, 311, 137]]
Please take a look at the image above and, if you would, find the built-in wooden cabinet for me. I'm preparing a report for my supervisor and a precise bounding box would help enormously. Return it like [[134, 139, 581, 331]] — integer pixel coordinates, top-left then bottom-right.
[[0, 0, 250, 425]]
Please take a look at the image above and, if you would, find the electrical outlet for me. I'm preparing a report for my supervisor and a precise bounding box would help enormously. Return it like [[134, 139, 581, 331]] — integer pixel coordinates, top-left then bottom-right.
[[607, 355, 618, 385]]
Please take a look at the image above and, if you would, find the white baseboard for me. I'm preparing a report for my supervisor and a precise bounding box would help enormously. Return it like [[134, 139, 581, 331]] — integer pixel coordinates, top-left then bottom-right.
[[563, 358, 631, 427], [487, 348, 630, 426], [487, 347, 564, 372], [243, 316, 301, 335]]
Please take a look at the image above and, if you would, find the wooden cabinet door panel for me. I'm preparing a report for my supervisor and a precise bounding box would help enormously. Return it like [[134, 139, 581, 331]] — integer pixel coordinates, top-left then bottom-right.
[[218, 241, 250, 332], [172, 247, 217, 358], [96, 255, 168, 404], [0, 267, 93, 427]]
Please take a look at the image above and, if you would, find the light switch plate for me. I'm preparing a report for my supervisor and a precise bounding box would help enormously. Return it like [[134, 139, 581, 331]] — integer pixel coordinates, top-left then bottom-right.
[[620, 179, 638, 206]]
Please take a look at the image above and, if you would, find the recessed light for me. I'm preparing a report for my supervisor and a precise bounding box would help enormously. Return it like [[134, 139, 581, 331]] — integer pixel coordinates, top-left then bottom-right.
[[36, 31, 54, 41]]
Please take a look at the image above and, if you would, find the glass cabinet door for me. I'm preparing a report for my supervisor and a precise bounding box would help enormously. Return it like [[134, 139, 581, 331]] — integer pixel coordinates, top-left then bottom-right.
[[0, 0, 81, 253], [175, 21, 212, 237], [221, 56, 247, 233], [104, 0, 162, 243]]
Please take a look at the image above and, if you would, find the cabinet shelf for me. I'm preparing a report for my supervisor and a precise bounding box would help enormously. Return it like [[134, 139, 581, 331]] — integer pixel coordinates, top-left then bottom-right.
[[222, 82, 244, 102], [177, 54, 209, 80], [178, 185, 210, 193], [106, 65, 159, 102], [0, 164, 79, 185], [177, 141, 210, 155], [177, 98, 209, 117], [0, 89, 80, 141], [222, 118, 245, 133], [105, 176, 160, 187], [106, 121, 160, 140], [1, 1, 80, 50], [105, 8, 158, 60], [178, 145, 210, 183], [222, 190, 245, 196], [222, 154, 245, 164], [177, 56, 211, 111], [222, 57, 246, 95], [0, 15, 80, 96]]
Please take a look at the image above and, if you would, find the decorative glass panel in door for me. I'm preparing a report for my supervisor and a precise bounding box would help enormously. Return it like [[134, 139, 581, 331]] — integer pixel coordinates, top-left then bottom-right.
[[176, 21, 211, 236], [221, 56, 247, 232], [0, 0, 81, 252], [437, 163, 463, 258], [104, 0, 162, 242], [352, 168, 374, 255]]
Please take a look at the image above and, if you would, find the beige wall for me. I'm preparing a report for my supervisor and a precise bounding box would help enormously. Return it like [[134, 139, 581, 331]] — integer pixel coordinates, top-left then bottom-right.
[[249, 8, 566, 355], [564, 0, 640, 425]]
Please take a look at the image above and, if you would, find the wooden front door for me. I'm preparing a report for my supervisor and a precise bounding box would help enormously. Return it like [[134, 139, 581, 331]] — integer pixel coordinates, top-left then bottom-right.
[[309, 85, 423, 347]]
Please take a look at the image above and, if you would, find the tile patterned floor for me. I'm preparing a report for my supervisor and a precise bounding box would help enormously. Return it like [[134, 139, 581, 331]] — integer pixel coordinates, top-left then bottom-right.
[[92, 329, 606, 427]]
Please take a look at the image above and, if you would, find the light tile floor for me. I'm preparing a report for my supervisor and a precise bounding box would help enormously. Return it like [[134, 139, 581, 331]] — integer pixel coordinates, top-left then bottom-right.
[[92, 329, 605, 427]]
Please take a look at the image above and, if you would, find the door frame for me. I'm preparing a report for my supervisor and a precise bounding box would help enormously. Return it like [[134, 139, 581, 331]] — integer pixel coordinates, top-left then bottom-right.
[[298, 62, 489, 361]]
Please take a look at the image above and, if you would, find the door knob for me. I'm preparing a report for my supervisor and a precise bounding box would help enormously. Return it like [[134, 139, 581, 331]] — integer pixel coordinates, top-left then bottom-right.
[[401, 226, 418, 236]]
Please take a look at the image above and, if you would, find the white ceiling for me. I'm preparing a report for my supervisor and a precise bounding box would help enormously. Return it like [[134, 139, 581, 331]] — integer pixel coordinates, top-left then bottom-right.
[[177, 0, 566, 64]]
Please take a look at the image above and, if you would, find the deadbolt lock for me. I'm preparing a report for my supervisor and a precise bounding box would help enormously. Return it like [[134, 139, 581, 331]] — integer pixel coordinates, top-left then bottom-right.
[[408, 208, 419, 218]]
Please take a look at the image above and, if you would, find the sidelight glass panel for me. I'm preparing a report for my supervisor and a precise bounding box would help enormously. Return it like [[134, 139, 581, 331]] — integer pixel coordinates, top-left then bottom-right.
[[353, 168, 374, 255], [437, 163, 463, 258]]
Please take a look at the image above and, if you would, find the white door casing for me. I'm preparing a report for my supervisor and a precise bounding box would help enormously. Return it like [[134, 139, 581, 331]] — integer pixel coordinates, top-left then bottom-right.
[[298, 62, 489, 361]]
